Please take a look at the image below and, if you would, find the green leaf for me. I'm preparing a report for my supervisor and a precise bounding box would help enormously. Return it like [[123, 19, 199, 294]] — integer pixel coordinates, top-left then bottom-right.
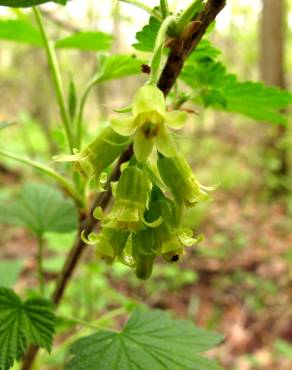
[[133, 15, 161, 52], [0, 183, 78, 236], [0, 287, 55, 370], [96, 55, 143, 83], [55, 32, 113, 52], [0, 0, 68, 7], [67, 308, 224, 370], [188, 40, 221, 62], [0, 20, 42, 46], [181, 57, 292, 125], [0, 260, 23, 287]]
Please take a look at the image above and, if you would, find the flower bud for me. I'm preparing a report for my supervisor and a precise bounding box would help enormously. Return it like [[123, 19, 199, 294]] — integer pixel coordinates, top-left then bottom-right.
[[132, 229, 157, 280], [135, 255, 155, 280], [157, 152, 215, 207]]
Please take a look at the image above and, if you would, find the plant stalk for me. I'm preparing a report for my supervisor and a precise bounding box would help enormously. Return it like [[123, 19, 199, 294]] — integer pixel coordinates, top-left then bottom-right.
[[149, 15, 176, 85], [0, 150, 84, 208], [33, 7, 74, 152], [160, 0, 170, 18]]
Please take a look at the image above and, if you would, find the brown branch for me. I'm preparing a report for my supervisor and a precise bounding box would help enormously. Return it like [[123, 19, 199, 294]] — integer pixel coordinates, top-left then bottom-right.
[[158, 0, 226, 95], [21, 1, 226, 369]]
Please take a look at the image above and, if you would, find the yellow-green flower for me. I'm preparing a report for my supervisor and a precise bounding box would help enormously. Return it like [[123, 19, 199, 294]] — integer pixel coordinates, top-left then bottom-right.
[[157, 152, 216, 207], [53, 127, 130, 182], [145, 187, 202, 259], [94, 166, 162, 232], [110, 85, 188, 162]]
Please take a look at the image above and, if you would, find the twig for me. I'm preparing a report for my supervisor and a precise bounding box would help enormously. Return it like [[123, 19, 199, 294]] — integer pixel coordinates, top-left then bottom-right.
[[21, 1, 226, 369], [158, 0, 226, 95]]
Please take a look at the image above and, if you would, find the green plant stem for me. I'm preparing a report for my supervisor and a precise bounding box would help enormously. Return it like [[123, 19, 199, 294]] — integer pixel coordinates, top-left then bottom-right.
[[75, 76, 99, 149], [33, 7, 74, 152], [37, 235, 45, 296], [119, 0, 162, 21], [0, 150, 84, 208], [149, 15, 176, 85], [160, 0, 170, 18]]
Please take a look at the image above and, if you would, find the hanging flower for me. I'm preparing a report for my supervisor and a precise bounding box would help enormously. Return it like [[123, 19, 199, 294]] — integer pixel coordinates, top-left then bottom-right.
[[146, 187, 203, 260], [157, 152, 216, 207], [81, 228, 129, 262], [110, 85, 188, 162], [53, 127, 130, 183], [94, 166, 162, 232]]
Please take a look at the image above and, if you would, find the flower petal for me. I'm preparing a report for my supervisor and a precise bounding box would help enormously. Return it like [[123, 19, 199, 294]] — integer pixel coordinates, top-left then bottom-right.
[[165, 110, 188, 130], [81, 231, 99, 245], [133, 85, 166, 116], [142, 214, 163, 228], [155, 124, 177, 157], [178, 228, 204, 246], [93, 206, 104, 220], [133, 128, 154, 162], [110, 116, 137, 136], [96, 240, 114, 258]]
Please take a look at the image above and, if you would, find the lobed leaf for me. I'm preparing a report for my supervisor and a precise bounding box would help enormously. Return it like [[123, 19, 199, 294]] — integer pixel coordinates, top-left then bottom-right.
[[67, 308, 224, 370], [133, 15, 161, 52], [0, 183, 78, 236], [0, 288, 55, 370], [181, 54, 292, 125]]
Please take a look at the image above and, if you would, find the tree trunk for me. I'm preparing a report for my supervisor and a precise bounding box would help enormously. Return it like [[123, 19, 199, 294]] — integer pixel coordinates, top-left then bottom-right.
[[260, 0, 288, 192]]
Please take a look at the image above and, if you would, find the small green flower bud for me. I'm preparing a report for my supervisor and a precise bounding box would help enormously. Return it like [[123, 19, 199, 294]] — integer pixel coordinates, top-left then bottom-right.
[[54, 127, 130, 182], [132, 229, 157, 280], [157, 152, 215, 207], [135, 255, 155, 280]]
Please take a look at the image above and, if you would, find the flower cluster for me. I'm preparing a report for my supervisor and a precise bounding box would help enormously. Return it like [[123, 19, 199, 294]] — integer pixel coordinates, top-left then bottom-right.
[[56, 84, 214, 279]]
